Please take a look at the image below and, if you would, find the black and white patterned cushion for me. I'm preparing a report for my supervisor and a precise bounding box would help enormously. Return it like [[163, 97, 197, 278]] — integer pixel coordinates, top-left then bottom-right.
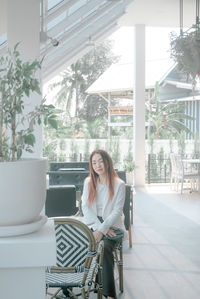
[[55, 224, 89, 267], [46, 263, 96, 288]]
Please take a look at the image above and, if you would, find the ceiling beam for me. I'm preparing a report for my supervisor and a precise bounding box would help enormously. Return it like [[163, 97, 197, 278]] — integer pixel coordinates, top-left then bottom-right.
[[46, 0, 119, 39], [42, 21, 118, 81], [42, 0, 130, 59]]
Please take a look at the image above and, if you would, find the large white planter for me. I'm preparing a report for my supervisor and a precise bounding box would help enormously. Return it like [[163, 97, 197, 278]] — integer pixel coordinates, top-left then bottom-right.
[[0, 158, 46, 226]]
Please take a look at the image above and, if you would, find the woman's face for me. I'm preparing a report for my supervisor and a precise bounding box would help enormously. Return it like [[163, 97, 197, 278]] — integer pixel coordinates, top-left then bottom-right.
[[91, 153, 106, 176]]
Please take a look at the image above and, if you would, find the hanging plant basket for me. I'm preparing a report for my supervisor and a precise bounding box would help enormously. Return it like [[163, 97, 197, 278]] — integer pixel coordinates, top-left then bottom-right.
[[170, 29, 200, 90]]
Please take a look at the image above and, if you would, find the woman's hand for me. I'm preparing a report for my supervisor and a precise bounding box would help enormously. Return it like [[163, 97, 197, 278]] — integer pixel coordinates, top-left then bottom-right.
[[93, 230, 103, 243], [106, 228, 116, 237]]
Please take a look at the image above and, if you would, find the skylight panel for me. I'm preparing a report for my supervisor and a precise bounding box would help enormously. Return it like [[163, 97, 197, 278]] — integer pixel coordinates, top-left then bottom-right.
[[83, 6, 98, 19], [68, 0, 87, 16], [48, 0, 64, 11], [47, 12, 66, 31], [0, 33, 7, 46]]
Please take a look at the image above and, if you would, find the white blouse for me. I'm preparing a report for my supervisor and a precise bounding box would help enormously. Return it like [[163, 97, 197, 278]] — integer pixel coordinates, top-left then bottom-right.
[[96, 183, 108, 216], [82, 177, 126, 235]]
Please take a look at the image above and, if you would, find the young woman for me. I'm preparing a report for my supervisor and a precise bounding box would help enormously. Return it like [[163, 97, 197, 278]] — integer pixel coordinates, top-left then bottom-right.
[[82, 149, 126, 299]]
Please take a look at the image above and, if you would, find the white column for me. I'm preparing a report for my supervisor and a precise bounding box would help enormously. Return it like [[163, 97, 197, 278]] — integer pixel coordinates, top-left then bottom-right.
[[133, 24, 146, 187], [6, 0, 43, 158], [0, 0, 6, 35]]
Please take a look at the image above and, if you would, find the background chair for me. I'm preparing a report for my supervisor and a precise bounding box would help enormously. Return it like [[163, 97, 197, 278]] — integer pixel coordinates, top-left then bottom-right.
[[113, 184, 133, 294], [45, 185, 78, 217], [46, 217, 103, 299], [48, 170, 127, 195], [74, 183, 133, 295], [171, 154, 199, 193], [170, 153, 178, 190], [124, 184, 133, 248], [48, 170, 89, 193], [50, 162, 90, 171]]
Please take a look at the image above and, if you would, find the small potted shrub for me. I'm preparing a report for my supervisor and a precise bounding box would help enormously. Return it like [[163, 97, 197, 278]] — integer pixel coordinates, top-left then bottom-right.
[[123, 142, 135, 185]]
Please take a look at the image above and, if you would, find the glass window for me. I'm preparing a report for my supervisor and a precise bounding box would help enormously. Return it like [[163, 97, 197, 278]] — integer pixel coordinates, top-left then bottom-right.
[[48, 0, 64, 11], [0, 33, 7, 46], [68, 0, 86, 16], [47, 12, 66, 30]]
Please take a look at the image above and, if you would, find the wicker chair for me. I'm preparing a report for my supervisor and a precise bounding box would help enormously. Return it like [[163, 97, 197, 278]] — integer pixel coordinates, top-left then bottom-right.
[[112, 184, 133, 294], [75, 184, 133, 294], [171, 154, 199, 193], [46, 217, 103, 299]]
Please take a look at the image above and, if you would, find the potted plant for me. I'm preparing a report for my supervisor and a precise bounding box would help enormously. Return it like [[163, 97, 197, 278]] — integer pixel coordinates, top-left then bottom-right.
[[170, 29, 200, 90], [0, 43, 58, 232], [123, 141, 135, 185]]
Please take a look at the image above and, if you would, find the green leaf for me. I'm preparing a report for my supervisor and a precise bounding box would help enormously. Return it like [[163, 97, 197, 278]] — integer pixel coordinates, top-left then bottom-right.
[[48, 118, 58, 129], [24, 133, 35, 146], [17, 148, 22, 160]]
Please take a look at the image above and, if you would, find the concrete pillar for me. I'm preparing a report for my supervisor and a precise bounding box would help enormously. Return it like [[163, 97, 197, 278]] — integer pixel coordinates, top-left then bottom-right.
[[6, 0, 43, 158], [133, 24, 145, 186], [0, 0, 6, 35]]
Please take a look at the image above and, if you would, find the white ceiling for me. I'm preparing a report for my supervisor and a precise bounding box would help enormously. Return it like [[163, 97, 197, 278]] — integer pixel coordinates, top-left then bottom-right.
[[0, 0, 197, 30], [120, 0, 196, 27], [0, 0, 198, 82]]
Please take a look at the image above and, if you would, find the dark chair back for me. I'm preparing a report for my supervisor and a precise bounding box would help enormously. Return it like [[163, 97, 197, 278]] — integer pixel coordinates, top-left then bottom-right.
[[123, 185, 131, 230], [117, 170, 126, 183], [45, 185, 77, 217], [48, 170, 89, 193], [48, 169, 127, 200], [50, 162, 89, 171]]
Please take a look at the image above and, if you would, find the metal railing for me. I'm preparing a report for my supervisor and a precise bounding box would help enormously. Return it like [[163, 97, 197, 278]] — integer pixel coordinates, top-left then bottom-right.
[[146, 154, 171, 184]]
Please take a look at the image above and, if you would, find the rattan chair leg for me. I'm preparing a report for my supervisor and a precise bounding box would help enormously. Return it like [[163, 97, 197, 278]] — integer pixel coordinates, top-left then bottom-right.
[[114, 246, 123, 293], [81, 288, 86, 299], [66, 287, 79, 299], [119, 264, 123, 293], [46, 288, 62, 299], [97, 242, 104, 299], [119, 246, 124, 293], [97, 288, 103, 299], [130, 198, 133, 225], [129, 224, 132, 248]]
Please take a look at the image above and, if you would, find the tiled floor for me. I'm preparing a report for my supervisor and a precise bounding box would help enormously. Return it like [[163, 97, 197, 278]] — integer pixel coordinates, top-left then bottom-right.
[[118, 185, 200, 299], [47, 185, 200, 299]]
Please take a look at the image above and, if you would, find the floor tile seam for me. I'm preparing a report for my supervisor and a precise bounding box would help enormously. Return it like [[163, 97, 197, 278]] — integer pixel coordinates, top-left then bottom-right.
[[134, 192, 200, 265], [135, 191, 200, 229], [124, 249, 176, 272], [130, 242, 170, 246], [133, 225, 157, 228], [133, 223, 172, 246], [128, 221, 190, 270], [123, 266, 200, 298], [126, 249, 176, 298], [147, 197, 200, 226], [123, 267, 200, 274], [130, 237, 200, 273], [123, 266, 200, 297], [127, 246, 200, 296], [124, 253, 172, 299]]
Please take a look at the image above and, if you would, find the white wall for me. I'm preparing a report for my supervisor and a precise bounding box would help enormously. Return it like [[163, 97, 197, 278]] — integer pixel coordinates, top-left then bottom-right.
[[51, 138, 198, 165]]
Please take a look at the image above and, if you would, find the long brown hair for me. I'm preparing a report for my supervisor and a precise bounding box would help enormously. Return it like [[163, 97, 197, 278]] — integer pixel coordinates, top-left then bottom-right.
[[88, 149, 118, 205]]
